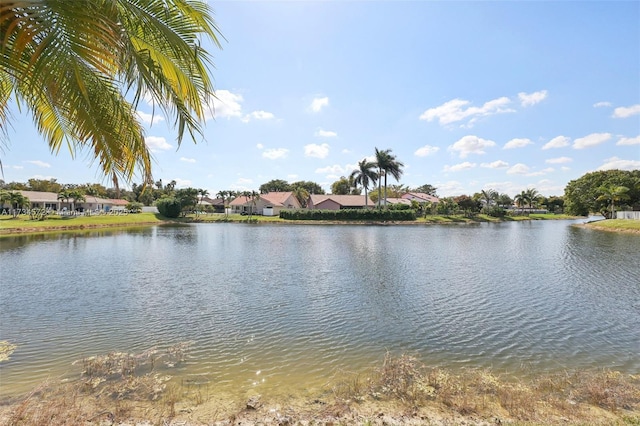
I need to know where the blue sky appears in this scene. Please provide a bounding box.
[2,1,639,197]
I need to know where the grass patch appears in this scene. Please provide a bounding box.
[583,219,640,232]
[0,212,166,235]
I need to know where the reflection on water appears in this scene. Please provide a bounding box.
[1,221,639,397]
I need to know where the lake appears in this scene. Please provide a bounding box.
[1,220,639,399]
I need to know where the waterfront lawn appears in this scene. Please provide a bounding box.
[584,218,640,232]
[0,212,165,233]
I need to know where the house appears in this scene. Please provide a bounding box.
[385,198,413,207]
[1,190,128,213]
[200,197,225,213]
[307,194,374,210]
[229,192,301,216]
[401,192,440,204]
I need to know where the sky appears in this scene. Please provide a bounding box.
[2,1,639,197]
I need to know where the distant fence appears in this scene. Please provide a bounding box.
[616,211,640,220]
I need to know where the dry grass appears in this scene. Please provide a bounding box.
[332,353,640,425]
[1,352,639,425]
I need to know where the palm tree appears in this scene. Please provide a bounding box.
[292,186,310,208]
[524,188,540,211]
[382,152,404,207]
[68,190,86,212]
[350,159,378,207]
[57,189,71,212]
[8,191,29,218]
[374,148,391,208]
[596,185,630,219]
[374,148,404,207]
[1,1,222,185]
[241,190,260,220]
[197,188,209,215]
[480,189,498,208]
[514,191,528,215]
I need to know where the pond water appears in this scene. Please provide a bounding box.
[1,220,639,398]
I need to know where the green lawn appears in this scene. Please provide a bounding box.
[0,212,165,233]
[583,219,640,232]
[3,211,636,236]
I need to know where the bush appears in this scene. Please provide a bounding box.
[126,201,143,213]
[279,208,416,221]
[156,197,181,218]
[482,206,506,218]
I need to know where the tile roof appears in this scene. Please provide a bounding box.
[310,194,373,206]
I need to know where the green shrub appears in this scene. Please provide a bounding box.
[279,208,416,221]
[126,201,143,213]
[156,197,181,218]
[483,206,506,218]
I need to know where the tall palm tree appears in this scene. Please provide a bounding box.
[350,159,378,207]
[1,1,222,185]
[374,148,390,208]
[381,151,404,207]
[596,185,630,219]
[198,188,209,210]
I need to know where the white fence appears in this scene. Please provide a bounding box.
[616,211,640,220]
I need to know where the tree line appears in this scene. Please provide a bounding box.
[2,169,639,219]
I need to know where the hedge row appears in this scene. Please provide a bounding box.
[279,208,417,221]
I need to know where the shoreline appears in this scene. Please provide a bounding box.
[1,354,638,426]
[2,213,623,238]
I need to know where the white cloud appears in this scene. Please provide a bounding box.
[242,110,275,122]
[230,177,253,191]
[518,90,548,107]
[145,136,172,151]
[25,160,51,168]
[315,129,337,138]
[507,163,530,175]
[180,157,196,163]
[448,135,496,158]
[287,174,298,180]
[480,160,509,169]
[315,164,346,175]
[256,143,264,149]
[304,143,330,159]
[206,90,244,120]
[444,162,476,172]
[504,138,533,149]
[419,96,514,126]
[542,136,571,150]
[137,110,165,125]
[10,165,23,170]
[545,156,572,164]
[593,101,612,108]
[561,166,571,171]
[527,167,554,177]
[433,180,464,197]
[414,145,440,157]
[597,157,640,171]
[612,104,640,118]
[262,148,289,160]
[617,135,640,146]
[341,149,352,154]
[572,132,611,149]
[309,97,329,113]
